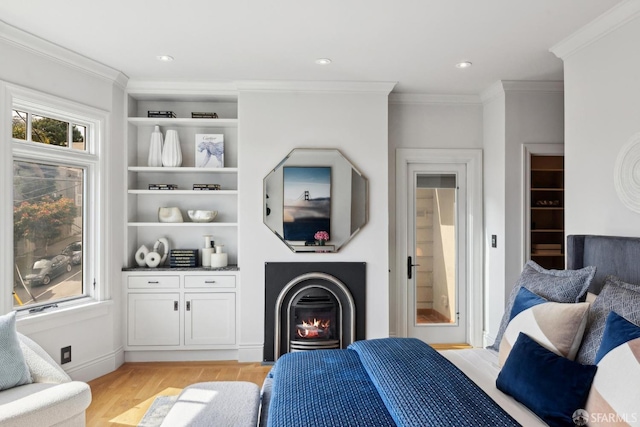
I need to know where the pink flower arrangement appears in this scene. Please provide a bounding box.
[314,231,329,242]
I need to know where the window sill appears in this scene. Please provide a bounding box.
[16,298,113,335]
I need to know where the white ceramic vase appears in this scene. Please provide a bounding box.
[162,129,182,167]
[153,237,170,265]
[134,244,149,267]
[158,207,183,223]
[148,125,164,167]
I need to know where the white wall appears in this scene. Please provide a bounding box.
[388,98,483,336]
[504,86,564,288]
[238,87,391,361]
[557,12,640,237]
[0,26,126,381]
[481,83,564,345]
[482,90,507,345]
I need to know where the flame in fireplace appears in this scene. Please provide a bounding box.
[296,318,331,338]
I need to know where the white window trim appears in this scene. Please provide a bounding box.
[2,83,110,317]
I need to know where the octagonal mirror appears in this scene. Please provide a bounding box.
[264,148,368,252]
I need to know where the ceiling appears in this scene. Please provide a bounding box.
[0,0,623,95]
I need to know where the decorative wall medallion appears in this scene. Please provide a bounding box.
[614,132,640,213]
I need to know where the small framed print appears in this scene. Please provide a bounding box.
[195,134,224,168]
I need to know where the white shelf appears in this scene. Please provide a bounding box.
[128,190,238,195]
[128,166,238,173]
[128,222,238,227]
[128,117,238,127]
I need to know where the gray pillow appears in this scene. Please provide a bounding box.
[488,261,596,351]
[575,275,640,364]
[0,311,32,390]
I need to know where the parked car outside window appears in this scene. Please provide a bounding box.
[62,241,82,265]
[24,254,72,286]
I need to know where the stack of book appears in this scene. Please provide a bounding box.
[191,112,218,118]
[193,184,221,191]
[149,184,178,190]
[169,249,198,267]
[147,111,177,118]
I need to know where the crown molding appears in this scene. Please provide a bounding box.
[389,93,481,105]
[126,80,239,100]
[480,81,507,104]
[501,80,564,93]
[480,80,564,104]
[550,0,640,59]
[234,80,397,95]
[0,20,128,89]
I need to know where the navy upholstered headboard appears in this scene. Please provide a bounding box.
[567,235,640,294]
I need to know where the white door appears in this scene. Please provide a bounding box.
[407,164,467,343]
[396,149,483,346]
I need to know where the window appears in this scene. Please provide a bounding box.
[11,97,99,310]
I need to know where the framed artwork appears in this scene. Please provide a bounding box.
[283,166,331,241]
[195,134,224,168]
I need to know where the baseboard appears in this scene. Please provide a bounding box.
[66,346,124,382]
[124,349,239,363]
[483,331,496,348]
[238,343,263,363]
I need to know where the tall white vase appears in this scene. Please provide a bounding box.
[162,129,182,167]
[147,125,164,167]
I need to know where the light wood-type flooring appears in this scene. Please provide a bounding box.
[86,361,272,426]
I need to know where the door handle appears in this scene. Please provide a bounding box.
[186,301,191,311]
[407,256,420,279]
[173,301,178,311]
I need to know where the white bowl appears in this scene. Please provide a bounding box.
[187,210,218,222]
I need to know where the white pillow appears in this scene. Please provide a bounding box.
[0,311,32,390]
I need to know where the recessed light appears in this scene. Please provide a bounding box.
[455,61,472,69]
[156,55,174,62]
[315,58,332,65]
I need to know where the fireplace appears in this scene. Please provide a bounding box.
[264,262,366,362]
[290,289,340,351]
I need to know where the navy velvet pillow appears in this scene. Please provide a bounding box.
[496,333,597,427]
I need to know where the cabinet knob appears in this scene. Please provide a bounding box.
[186,301,191,311]
[205,280,216,284]
[173,301,178,311]
[148,281,159,284]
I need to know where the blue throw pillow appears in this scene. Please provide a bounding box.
[496,332,597,427]
[498,288,590,367]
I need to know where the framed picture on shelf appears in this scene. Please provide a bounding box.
[283,166,331,242]
[195,134,224,168]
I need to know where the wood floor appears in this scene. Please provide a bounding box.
[86,361,272,426]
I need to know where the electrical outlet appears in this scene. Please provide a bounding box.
[61,346,71,364]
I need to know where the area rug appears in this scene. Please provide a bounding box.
[137,395,178,427]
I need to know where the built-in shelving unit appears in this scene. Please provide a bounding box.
[124,94,240,268]
[123,88,241,358]
[529,155,564,269]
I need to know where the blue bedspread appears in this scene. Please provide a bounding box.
[267,338,520,427]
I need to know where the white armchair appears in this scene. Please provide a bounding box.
[0,333,92,427]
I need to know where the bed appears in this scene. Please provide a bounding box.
[260,235,640,427]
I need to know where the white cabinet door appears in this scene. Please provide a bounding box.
[128,293,180,346]
[184,293,236,346]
